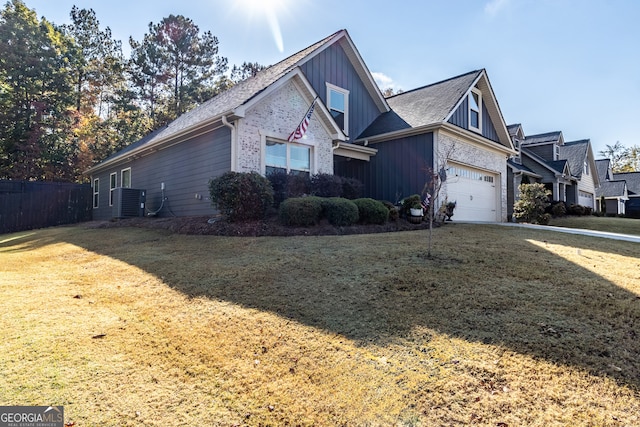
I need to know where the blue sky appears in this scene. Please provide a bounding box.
[25,0,640,157]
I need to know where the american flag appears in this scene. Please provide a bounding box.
[288,98,317,142]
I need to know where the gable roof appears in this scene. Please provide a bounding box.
[88,29,385,173]
[595,158,612,181]
[507,123,524,139]
[522,131,563,146]
[559,139,589,180]
[522,149,571,177]
[359,70,482,139]
[358,69,512,150]
[613,172,640,195]
[507,158,541,177]
[596,180,628,199]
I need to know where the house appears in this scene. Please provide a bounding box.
[338,69,514,222]
[612,171,640,218]
[87,29,514,222]
[594,158,628,215]
[506,125,599,213]
[506,123,541,219]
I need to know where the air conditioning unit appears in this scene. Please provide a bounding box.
[112,188,146,218]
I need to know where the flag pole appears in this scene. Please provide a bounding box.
[289,96,319,142]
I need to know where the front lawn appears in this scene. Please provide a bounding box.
[1,223,639,426]
[549,215,640,236]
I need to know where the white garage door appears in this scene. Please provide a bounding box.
[578,191,594,209]
[444,164,498,222]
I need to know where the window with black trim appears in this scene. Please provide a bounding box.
[265,139,311,177]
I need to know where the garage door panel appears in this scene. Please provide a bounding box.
[445,164,497,222]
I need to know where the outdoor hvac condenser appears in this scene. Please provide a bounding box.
[112,188,146,218]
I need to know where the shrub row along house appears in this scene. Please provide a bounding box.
[86,29,625,222]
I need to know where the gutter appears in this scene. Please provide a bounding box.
[221,115,237,171]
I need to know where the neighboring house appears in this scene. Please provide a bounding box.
[506,123,541,219]
[506,126,599,211]
[87,29,514,222]
[594,159,628,215]
[612,171,640,218]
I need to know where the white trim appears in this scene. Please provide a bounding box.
[261,131,316,175]
[326,82,350,136]
[121,167,132,188]
[92,178,99,209]
[109,172,117,206]
[468,87,482,133]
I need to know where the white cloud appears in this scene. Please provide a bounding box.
[485,0,510,16]
[372,72,399,91]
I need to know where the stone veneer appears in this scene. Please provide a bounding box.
[235,80,333,175]
[438,131,509,222]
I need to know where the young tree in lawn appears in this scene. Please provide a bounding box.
[421,142,457,258]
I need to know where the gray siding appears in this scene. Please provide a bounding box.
[521,156,556,183]
[448,97,499,142]
[299,43,380,141]
[335,133,434,203]
[526,144,554,161]
[91,126,231,220]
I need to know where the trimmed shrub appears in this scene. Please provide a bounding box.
[341,177,363,200]
[321,197,359,226]
[551,201,567,217]
[267,171,311,207]
[209,172,274,222]
[279,196,323,226]
[567,204,586,216]
[353,198,389,224]
[311,173,343,197]
[382,200,399,221]
[538,213,552,225]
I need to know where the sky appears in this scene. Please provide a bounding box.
[23,0,640,157]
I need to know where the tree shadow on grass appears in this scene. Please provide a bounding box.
[12,223,640,392]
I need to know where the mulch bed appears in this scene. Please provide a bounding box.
[85,214,437,237]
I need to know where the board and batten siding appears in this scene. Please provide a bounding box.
[91,126,231,220]
[299,43,380,141]
[447,96,500,143]
[335,133,434,203]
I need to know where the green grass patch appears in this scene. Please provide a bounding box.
[1,224,639,425]
[549,215,640,236]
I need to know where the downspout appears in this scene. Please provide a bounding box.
[221,115,237,172]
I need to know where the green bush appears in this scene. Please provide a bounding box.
[341,177,363,200]
[381,200,399,221]
[551,201,566,217]
[567,204,586,216]
[267,171,311,207]
[278,197,323,226]
[311,173,343,197]
[513,183,551,224]
[209,172,274,222]
[400,194,422,218]
[321,197,359,226]
[353,198,389,224]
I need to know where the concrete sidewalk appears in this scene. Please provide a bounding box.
[495,222,640,243]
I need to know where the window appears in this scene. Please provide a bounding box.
[121,168,131,188]
[109,173,117,206]
[327,83,349,135]
[554,144,560,160]
[584,161,589,175]
[265,139,311,176]
[93,178,99,209]
[468,88,481,132]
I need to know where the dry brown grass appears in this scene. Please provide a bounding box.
[1,223,639,426]
[549,215,640,236]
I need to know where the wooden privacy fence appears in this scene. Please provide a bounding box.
[0,180,92,234]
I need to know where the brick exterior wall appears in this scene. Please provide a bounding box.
[235,80,334,174]
[438,131,509,222]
